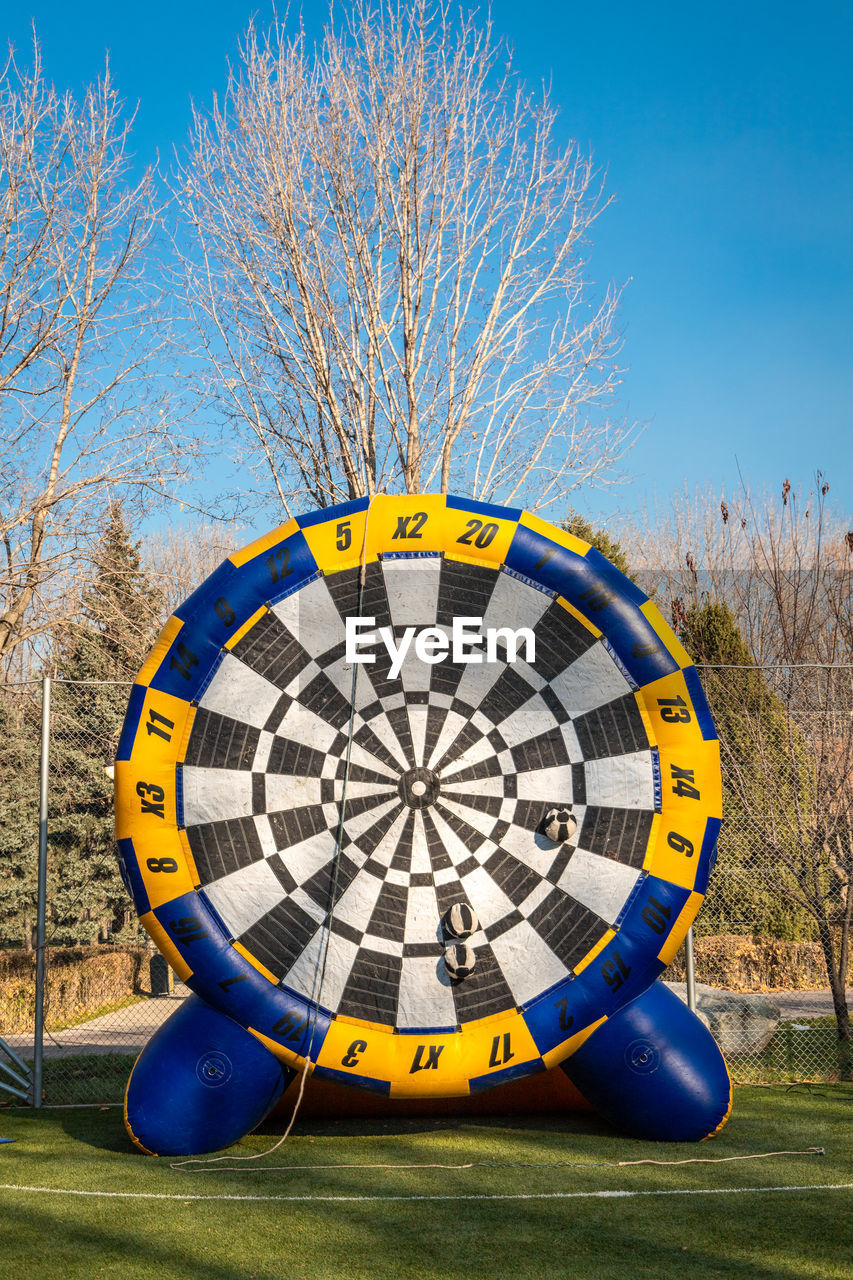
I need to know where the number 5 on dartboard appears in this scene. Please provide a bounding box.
[336,520,352,551]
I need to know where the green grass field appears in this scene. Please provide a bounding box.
[1,1085,851,1280]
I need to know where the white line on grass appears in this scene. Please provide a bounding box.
[1,1183,851,1204]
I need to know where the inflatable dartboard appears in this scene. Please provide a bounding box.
[115,495,730,1155]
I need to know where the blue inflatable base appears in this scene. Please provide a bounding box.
[125,995,292,1156]
[125,982,730,1154]
[561,981,731,1141]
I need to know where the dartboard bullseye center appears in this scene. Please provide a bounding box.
[398,766,441,809]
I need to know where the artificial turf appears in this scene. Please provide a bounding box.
[1,1085,851,1280]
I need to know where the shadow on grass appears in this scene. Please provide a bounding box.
[63,1101,619,1158]
[257,1105,619,1142]
[59,1107,134,1154]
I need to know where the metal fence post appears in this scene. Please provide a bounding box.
[32,675,51,1108]
[685,926,697,1013]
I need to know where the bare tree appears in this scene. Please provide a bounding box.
[0,37,191,673]
[640,479,853,1062]
[144,519,242,616]
[179,0,636,514]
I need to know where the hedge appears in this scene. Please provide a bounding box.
[667,933,851,993]
[1,934,849,1034]
[0,945,149,1034]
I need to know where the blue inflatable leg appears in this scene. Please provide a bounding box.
[125,995,292,1156]
[561,981,732,1141]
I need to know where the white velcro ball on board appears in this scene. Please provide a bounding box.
[444,943,476,981]
[445,901,478,940]
[544,807,578,844]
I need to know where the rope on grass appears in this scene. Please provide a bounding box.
[617,1148,825,1167]
[2,1182,852,1204]
[176,1159,614,1173]
[170,1149,827,1175]
[170,510,374,1174]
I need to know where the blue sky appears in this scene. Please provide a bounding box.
[5,0,851,523]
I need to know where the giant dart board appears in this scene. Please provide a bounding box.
[115,495,721,1098]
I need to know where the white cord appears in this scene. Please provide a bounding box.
[172,503,374,1171]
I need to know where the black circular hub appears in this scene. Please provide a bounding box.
[398,766,441,809]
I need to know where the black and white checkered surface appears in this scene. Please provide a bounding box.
[181,556,659,1030]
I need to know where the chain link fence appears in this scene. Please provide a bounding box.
[1,668,850,1107]
[0,678,187,1105]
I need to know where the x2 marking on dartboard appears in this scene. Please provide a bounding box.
[389,509,507,546]
[392,512,428,540]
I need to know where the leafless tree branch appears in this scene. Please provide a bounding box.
[0,35,195,673]
[177,0,638,513]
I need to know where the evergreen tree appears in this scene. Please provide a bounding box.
[0,688,40,948]
[47,504,164,945]
[563,511,636,582]
[676,599,811,940]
